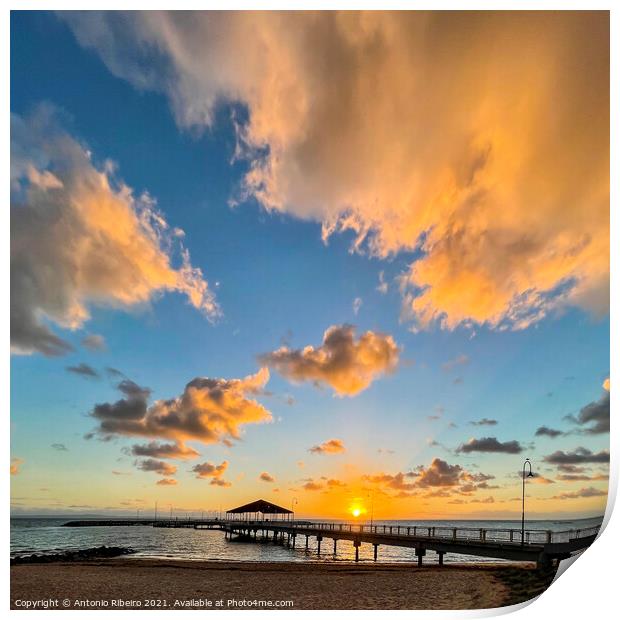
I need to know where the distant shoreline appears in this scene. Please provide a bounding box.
[11,558,556,610]
[10,514,606,522]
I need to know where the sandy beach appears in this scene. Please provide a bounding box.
[10,559,556,610]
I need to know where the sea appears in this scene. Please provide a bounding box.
[10,516,603,565]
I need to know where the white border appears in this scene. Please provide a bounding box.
[3,2,616,619]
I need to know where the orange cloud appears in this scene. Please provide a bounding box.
[65,12,609,331]
[11,107,220,356]
[89,368,271,445]
[259,471,275,482]
[325,478,346,488]
[309,438,346,455]
[364,458,497,498]
[415,459,463,488]
[363,471,418,492]
[10,457,23,476]
[191,461,230,487]
[259,325,399,396]
[302,480,324,492]
[156,478,177,486]
[530,474,556,485]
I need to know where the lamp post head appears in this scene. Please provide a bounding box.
[522,458,534,480]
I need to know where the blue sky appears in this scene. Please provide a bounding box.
[10,11,609,519]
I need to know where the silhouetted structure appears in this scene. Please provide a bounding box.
[226,499,293,521]
[63,504,601,570]
[217,519,599,569]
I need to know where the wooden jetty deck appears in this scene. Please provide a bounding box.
[62,517,600,569]
[218,520,599,569]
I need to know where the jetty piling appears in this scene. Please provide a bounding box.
[62,498,601,570]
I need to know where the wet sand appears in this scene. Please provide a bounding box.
[10,559,555,610]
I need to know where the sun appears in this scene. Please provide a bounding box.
[348,499,367,519]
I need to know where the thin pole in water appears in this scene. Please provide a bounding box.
[521,458,533,545]
[291,497,298,523]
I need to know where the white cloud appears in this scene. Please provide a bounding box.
[377,271,388,295]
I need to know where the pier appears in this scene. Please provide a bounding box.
[62,499,600,569]
[219,519,599,569]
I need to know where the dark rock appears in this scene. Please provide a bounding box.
[11,545,136,565]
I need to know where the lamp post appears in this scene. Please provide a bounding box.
[521,458,534,545]
[291,497,298,523]
[367,490,375,528]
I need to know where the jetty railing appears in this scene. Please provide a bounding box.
[144,516,601,548]
[223,520,601,546]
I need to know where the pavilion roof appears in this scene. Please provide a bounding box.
[226,499,292,514]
